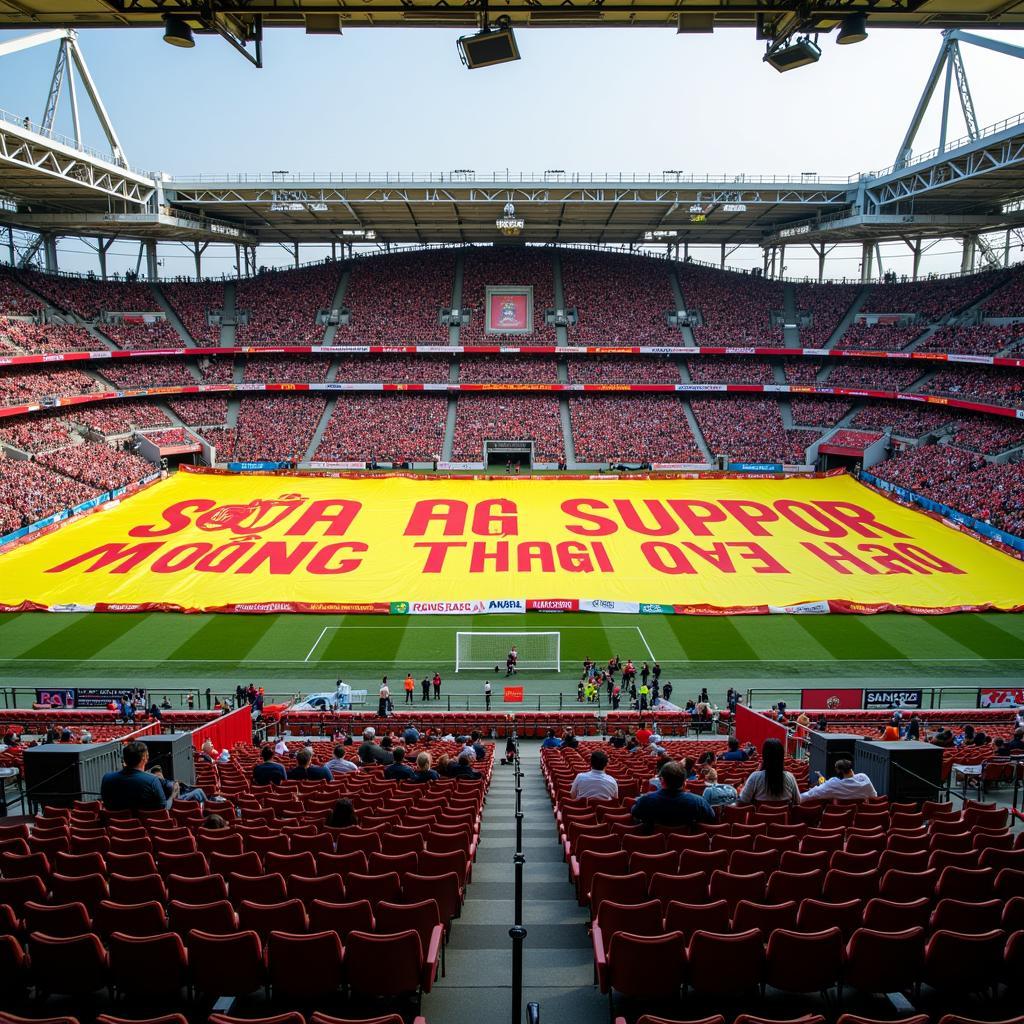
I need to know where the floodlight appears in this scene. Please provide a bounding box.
[676,13,714,33]
[837,12,868,44]
[163,15,196,48]
[764,36,822,71]
[305,14,343,34]
[457,20,521,69]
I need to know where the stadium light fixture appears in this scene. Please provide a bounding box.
[836,13,868,44]
[764,35,822,72]
[162,15,196,48]
[457,15,521,69]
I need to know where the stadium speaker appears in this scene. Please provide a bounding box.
[305,14,344,34]
[163,15,196,48]
[457,25,521,69]
[676,13,714,32]
[23,742,124,809]
[143,734,196,787]
[764,36,822,72]
[808,732,860,781]
[836,13,868,44]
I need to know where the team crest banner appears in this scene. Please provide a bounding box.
[1,470,1023,614]
[485,286,532,335]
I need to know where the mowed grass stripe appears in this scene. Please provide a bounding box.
[919,614,1024,661]
[789,616,905,662]
[731,616,836,662]
[666,617,760,662]
[166,614,279,662]
[17,613,154,662]
[0,612,82,659]
[92,614,209,662]
[862,614,986,661]
[321,613,412,664]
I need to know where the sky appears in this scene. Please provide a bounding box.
[1,22,1022,278]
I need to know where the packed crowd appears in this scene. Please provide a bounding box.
[685,357,775,384]
[566,355,682,384]
[166,395,229,426]
[0,367,104,405]
[99,319,184,351]
[927,366,1024,406]
[569,395,703,463]
[0,318,95,355]
[917,324,1024,355]
[341,250,453,344]
[459,355,559,384]
[794,283,861,346]
[783,358,824,384]
[0,454,99,535]
[0,413,75,454]
[983,268,1024,317]
[460,248,557,344]
[947,415,1024,455]
[74,399,172,436]
[863,269,1011,320]
[680,264,785,346]
[313,394,447,463]
[139,428,198,448]
[333,355,451,383]
[160,280,225,344]
[236,264,340,346]
[690,396,809,463]
[872,443,1024,536]
[198,355,235,383]
[203,395,326,462]
[0,267,41,316]
[241,354,332,383]
[452,394,564,463]
[852,401,957,438]
[96,358,199,391]
[19,271,156,320]
[789,396,853,426]
[824,361,923,391]
[36,441,154,491]
[822,428,883,450]
[837,322,925,352]
[562,250,681,346]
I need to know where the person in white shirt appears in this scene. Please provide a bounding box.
[273,737,289,757]
[801,759,878,802]
[569,750,619,801]
[323,743,358,775]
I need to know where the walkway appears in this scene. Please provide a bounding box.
[424,740,605,1024]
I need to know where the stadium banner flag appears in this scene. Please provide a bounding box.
[527,599,579,612]
[978,687,1024,708]
[504,686,524,703]
[864,689,923,710]
[801,687,863,710]
[35,688,76,708]
[2,471,1024,614]
[227,461,291,472]
[768,601,830,614]
[639,603,675,614]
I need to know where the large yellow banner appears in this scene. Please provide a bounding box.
[1,470,1022,614]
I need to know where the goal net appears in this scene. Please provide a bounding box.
[455,632,560,672]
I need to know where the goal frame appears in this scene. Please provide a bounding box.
[455,631,561,672]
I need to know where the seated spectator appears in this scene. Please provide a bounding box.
[383,746,416,781]
[357,727,393,766]
[569,750,619,800]
[402,724,420,744]
[719,736,747,761]
[631,761,716,830]
[327,798,359,829]
[608,729,627,749]
[540,729,562,749]
[447,753,482,780]
[738,738,800,805]
[801,759,877,801]
[701,767,738,807]
[253,745,287,786]
[409,751,440,783]
[100,741,168,811]
[287,746,332,781]
[561,729,579,749]
[323,743,358,775]
[151,764,208,804]
[204,814,230,830]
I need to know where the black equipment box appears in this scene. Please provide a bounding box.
[808,732,863,781]
[142,733,196,787]
[23,742,123,808]
[854,739,943,800]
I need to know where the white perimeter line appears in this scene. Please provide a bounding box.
[635,626,656,662]
[303,625,339,663]
[0,657,1020,665]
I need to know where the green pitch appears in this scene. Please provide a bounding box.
[0,610,1022,710]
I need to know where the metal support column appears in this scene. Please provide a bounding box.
[145,239,158,281]
[1005,230,1012,268]
[43,233,57,273]
[912,240,922,281]
[330,241,336,262]
[234,244,241,280]
[779,244,786,278]
[97,236,113,280]
[293,243,300,269]
[860,241,873,283]
[192,242,208,280]
[961,235,976,274]
[719,242,726,270]
[6,227,13,267]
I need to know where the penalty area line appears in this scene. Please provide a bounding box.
[635,626,656,662]
[303,625,339,663]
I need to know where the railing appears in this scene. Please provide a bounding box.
[0,105,141,173]
[509,727,527,1024]
[743,685,1016,710]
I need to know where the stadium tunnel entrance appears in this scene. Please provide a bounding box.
[485,439,534,471]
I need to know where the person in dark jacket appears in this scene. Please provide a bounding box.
[409,751,439,783]
[286,747,332,781]
[447,754,482,780]
[383,747,416,780]
[630,761,716,831]
[253,745,287,786]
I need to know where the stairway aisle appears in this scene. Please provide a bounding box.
[424,741,604,1024]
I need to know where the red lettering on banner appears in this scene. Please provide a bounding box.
[813,501,911,539]
[306,542,367,574]
[151,543,214,573]
[613,498,678,536]
[472,499,518,537]
[802,541,880,575]
[518,542,555,573]
[895,542,966,575]
[404,500,468,537]
[856,543,917,574]
[561,499,617,536]
[414,541,467,573]
[194,540,257,573]
[285,499,361,537]
[556,542,596,573]
[681,542,736,572]
[235,541,316,575]
[641,541,697,575]
[591,541,614,572]
[504,686,524,703]
[129,499,216,537]
[470,541,510,573]
[46,541,164,574]
[775,500,846,537]
[719,500,779,537]
[667,499,727,537]
[732,542,789,574]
